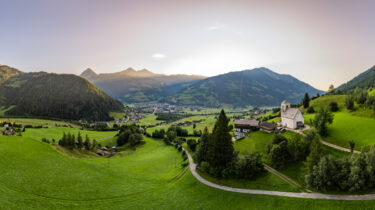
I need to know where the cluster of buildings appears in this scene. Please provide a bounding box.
[134,102,183,114]
[234,100,304,139]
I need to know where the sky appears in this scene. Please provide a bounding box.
[0,0,374,90]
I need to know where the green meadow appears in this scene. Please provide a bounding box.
[2,129,375,209]
[0,117,78,127]
[23,127,118,142]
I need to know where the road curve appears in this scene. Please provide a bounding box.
[183,149,375,200]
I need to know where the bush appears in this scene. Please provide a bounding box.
[187,139,197,151]
[307,106,315,113]
[345,95,355,110]
[200,161,210,173]
[329,102,339,112]
[234,154,264,179]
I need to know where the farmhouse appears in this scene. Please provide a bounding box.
[234,118,259,138]
[280,100,304,129]
[260,122,276,133]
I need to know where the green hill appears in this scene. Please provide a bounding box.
[337,65,375,92]
[81,68,206,103]
[0,65,23,84]
[0,71,123,121]
[165,67,324,107]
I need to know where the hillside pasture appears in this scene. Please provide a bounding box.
[2,129,375,208]
[0,117,78,128]
[23,127,118,142]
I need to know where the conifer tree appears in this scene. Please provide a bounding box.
[77,132,83,149]
[84,134,91,150]
[306,135,322,173]
[207,109,235,173]
[92,139,97,150]
[195,127,210,164]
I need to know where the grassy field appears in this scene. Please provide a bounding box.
[0,117,78,127]
[146,115,227,135]
[109,111,125,121]
[22,127,118,142]
[304,112,375,149]
[234,131,299,158]
[139,114,163,126]
[3,131,375,209]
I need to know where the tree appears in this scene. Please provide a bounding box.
[345,95,354,110]
[92,139,98,150]
[348,140,355,153]
[195,127,210,164]
[302,93,310,108]
[305,135,322,173]
[84,134,91,150]
[269,141,290,168]
[313,107,334,137]
[328,84,335,93]
[307,106,315,113]
[206,109,235,174]
[329,102,339,112]
[272,134,287,145]
[354,88,367,105]
[166,130,177,143]
[77,132,83,149]
[187,139,197,151]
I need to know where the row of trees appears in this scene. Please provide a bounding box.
[345,87,375,113]
[306,147,375,192]
[151,126,202,139]
[58,132,98,150]
[194,110,264,178]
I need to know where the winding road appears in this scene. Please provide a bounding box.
[182,131,374,200]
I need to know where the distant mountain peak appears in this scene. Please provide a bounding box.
[80,68,97,78]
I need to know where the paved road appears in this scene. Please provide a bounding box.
[183,148,375,200]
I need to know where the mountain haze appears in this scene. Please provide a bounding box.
[80,68,206,103]
[165,68,324,107]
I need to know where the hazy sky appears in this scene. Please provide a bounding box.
[1,0,374,90]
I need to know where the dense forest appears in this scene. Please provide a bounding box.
[0,71,123,121]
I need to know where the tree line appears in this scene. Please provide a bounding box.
[58,132,98,151]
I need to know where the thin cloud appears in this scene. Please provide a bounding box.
[152,53,167,60]
[206,21,226,31]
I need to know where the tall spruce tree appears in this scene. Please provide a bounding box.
[207,109,235,173]
[195,127,210,164]
[77,132,83,149]
[84,134,91,150]
[302,92,310,108]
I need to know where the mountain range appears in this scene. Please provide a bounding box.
[80,68,206,103]
[0,65,123,121]
[164,68,324,107]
